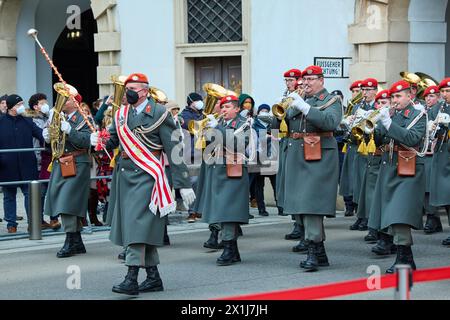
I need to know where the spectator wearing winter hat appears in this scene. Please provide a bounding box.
[0,94,44,233]
[180,93,204,222]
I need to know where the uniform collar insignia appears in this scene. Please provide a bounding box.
[403,107,411,118]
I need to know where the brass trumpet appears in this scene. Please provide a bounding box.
[272,87,306,120]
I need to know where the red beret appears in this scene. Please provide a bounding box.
[423,86,440,97]
[220,95,239,106]
[74,94,82,104]
[361,78,378,89]
[125,73,149,86]
[349,80,363,91]
[375,90,390,102]
[302,65,323,77]
[439,78,450,90]
[284,69,302,78]
[389,80,411,95]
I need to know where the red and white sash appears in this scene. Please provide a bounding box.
[115,105,175,217]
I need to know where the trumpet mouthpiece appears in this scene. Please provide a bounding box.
[27,28,38,37]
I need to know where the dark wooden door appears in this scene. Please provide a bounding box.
[194,56,242,97]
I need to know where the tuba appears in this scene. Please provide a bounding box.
[49,83,78,161]
[203,83,231,114]
[415,72,438,99]
[149,87,169,105]
[111,75,127,116]
[188,83,232,149]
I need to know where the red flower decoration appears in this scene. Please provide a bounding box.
[95,129,111,152]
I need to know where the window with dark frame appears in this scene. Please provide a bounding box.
[187,0,242,43]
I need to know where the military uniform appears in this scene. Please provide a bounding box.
[44,108,91,258]
[274,65,342,271]
[370,80,426,273]
[106,98,191,260]
[195,99,250,265]
[104,73,193,296]
[422,101,442,233]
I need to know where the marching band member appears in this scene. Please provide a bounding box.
[274,65,342,271]
[430,78,450,246]
[370,80,426,273]
[349,78,378,231]
[194,95,251,266]
[91,73,195,295]
[422,86,443,234]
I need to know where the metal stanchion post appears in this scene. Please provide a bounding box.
[395,264,412,300]
[29,181,42,240]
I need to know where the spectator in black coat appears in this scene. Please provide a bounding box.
[0,94,44,233]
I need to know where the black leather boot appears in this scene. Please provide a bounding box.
[216,240,236,266]
[285,223,304,240]
[138,266,164,292]
[364,228,379,243]
[292,239,308,253]
[424,214,443,234]
[349,218,363,231]
[232,240,241,263]
[278,207,288,216]
[204,229,220,249]
[386,245,416,274]
[372,233,396,255]
[57,232,84,258]
[344,207,355,217]
[442,236,450,246]
[301,241,319,272]
[300,242,329,268]
[358,218,369,231]
[112,266,139,295]
[72,232,86,254]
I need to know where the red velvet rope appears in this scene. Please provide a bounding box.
[219,266,450,300]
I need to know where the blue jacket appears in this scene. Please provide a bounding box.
[180,106,203,160]
[0,114,44,183]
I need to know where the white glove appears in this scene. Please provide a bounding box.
[206,114,219,128]
[180,188,196,209]
[90,132,99,147]
[288,92,311,115]
[42,128,50,143]
[240,109,250,118]
[379,107,392,130]
[60,120,72,134]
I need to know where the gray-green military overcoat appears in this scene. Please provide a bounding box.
[194,115,250,225]
[358,154,381,220]
[106,99,191,247]
[369,105,426,231]
[274,89,342,216]
[352,102,375,205]
[429,103,450,208]
[44,111,91,218]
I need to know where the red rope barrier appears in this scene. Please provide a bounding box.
[219,266,450,300]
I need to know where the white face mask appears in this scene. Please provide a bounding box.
[193,101,204,110]
[259,111,270,116]
[40,103,50,115]
[16,105,26,115]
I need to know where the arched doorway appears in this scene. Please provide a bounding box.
[52,9,99,106]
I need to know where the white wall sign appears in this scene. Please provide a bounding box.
[314,57,351,78]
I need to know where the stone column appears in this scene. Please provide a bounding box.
[348,0,410,85]
[0,0,22,94]
[91,0,121,98]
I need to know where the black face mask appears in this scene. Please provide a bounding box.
[126,90,139,105]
